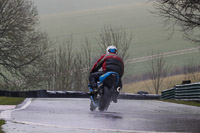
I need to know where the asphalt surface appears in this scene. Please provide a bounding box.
[2,98,200,133]
[0,105,16,111]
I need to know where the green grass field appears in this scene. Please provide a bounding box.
[0,97,25,105]
[0,97,25,133]
[125,51,200,76]
[35,0,200,76]
[38,0,192,51]
[0,120,5,133]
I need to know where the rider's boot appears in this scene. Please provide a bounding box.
[92,88,98,95]
[89,86,98,96]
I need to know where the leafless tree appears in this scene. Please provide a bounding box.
[44,35,90,91]
[13,34,51,90]
[43,25,133,92]
[183,57,200,82]
[0,0,50,90]
[96,25,133,60]
[145,51,169,94]
[45,36,74,91]
[81,38,93,90]
[152,0,200,43]
[95,25,134,84]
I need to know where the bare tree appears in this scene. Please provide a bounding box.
[44,35,89,91]
[96,25,133,60]
[153,0,200,43]
[145,51,168,94]
[43,25,133,92]
[81,38,93,91]
[45,36,74,91]
[183,57,200,82]
[14,34,51,90]
[72,54,84,91]
[0,0,50,90]
[96,25,134,84]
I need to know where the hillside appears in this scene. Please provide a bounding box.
[34,0,200,76]
[123,73,200,94]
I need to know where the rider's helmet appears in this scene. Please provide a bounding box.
[106,46,117,54]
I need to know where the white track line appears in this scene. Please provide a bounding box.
[11,120,181,133]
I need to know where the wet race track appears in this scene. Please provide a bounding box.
[2,98,200,133]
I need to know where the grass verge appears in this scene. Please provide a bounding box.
[0,120,5,133]
[0,97,25,133]
[161,100,200,107]
[0,97,25,105]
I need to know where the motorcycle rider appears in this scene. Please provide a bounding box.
[89,45,124,103]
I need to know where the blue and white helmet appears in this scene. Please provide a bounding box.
[106,45,117,54]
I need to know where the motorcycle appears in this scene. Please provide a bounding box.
[89,71,121,112]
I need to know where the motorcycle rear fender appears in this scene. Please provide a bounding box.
[99,72,119,85]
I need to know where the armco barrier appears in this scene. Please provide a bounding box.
[0,90,48,98]
[47,91,88,98]
[0,90,160,99]
[161,82,200,100]
[161,88,175,100]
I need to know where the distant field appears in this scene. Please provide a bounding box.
[125,50,200,76]
[35,0,200,76]
[123,73,193,94]
[37,0,193,54]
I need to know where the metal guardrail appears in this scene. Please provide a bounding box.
[161,82,200,100]
[0,90,160,100]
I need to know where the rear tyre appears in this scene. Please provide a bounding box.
[98,86,111,112]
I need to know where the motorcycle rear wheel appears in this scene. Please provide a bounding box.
[98,86,111,112]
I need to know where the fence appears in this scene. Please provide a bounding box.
[0,90,160,100]
[161,82,200,100]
